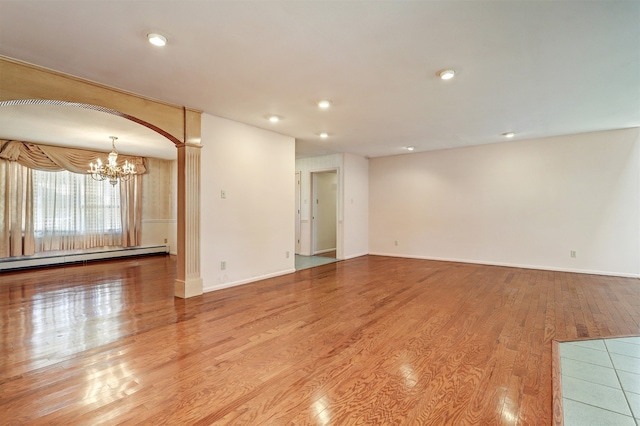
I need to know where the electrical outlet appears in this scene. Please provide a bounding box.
[570,250,576,258]
[395,240,399,246]
[164,238,168,243]
[221,190,226,199]
[221,261,226,270]
[286,251,290,258]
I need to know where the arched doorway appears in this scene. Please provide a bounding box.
[0,57,203,298]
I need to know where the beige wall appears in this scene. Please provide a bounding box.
[142,157,177,253]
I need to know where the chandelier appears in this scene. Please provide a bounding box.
[88,136,136,185]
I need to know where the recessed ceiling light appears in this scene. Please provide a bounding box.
[406,146,415,151]
[317,100,331,109]
[147,33,167,47]
[320,132,329,138]
[437,69,456,80]
[503,132,515,138]
[269,115,280,123]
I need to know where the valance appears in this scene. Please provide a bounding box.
[0,140,147,175]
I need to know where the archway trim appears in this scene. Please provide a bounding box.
[0,56,192,145]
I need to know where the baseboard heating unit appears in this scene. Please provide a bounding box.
[0,245,169,272]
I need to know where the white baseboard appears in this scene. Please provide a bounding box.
[342,252,368,260]
[203,268,297,293]
[368,252,640,279]
[313,248,337,255]
[0,245,168,271]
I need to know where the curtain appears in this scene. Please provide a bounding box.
[0,140,147,174]
[120,175,143,247]
[0,159,35,257]
[32,170,122,252]
[0,140,147,257]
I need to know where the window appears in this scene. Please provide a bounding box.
[32,169,122,250]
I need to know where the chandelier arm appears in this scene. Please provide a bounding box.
[89,173,107,182]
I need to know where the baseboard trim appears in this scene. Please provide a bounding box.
[313,248,336,255]
[0,245,169,271]
[203,268,297,293]
[368,252,640,278]
[342,252,368,260]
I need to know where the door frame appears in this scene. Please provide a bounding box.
[295,172,301,255]
[310,169,339,256]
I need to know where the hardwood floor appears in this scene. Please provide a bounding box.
[315,251,337,258]
[1,255,639,425]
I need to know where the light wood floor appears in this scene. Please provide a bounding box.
[1,255,639,425]
[315,251,337,258]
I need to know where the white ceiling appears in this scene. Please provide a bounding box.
[0,1,638,159]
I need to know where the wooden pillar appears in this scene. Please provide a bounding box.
[175,108,203,298]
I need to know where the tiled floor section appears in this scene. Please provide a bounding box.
[294,254,338,271]
[560,337,640,426]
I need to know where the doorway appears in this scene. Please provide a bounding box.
[294,169,339,271]
[311,170,337,256]
[295,172,301,254]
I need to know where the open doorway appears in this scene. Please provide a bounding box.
[312,170,337,257]
[295,169,339,271]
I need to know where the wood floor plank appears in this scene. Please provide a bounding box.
[1,255,640,424]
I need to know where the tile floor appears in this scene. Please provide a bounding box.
[294,254,338,271]
[560,337,640,426]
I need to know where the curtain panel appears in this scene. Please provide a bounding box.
[0,140,147,174]
[0,160,35,257]
[120,175,143,247]
[32,170,124,252]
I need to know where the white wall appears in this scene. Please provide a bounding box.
[201,114,295,292]
[369,128,640,277]
[343,153,369,259]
